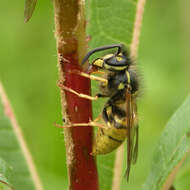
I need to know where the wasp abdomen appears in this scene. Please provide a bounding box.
[92,102,127,155]
[92,127,127,155]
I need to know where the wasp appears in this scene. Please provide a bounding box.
[60,44,139,180]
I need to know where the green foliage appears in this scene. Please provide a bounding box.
[0,0,67,189]
[87,0,137,47]
[0,0,189,189]
[0,99,36,190]
[0,158,13,190]
[24,0,38,23]
[142,95,190,190]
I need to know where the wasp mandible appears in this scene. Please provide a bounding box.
[60,44,139,180]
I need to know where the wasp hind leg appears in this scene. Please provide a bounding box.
[56,120,107,129]
[55,113,104,129]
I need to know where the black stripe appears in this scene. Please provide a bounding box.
[108,136,123,143]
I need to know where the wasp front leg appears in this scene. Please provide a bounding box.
[67,69,109,99]
[69,70,107,84]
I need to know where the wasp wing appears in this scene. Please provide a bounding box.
[24,0,37,23]
[125,90,139,181]
[132,100,139,164]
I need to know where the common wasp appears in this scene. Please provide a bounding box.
[60,44,139,180]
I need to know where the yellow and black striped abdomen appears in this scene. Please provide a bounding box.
[92,89,128,155]
[92,125,127,155]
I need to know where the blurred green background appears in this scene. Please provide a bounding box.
[0,0,189,189]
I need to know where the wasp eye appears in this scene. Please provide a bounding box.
[105,57,118,65]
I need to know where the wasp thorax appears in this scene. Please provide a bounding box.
[128,69,139,94]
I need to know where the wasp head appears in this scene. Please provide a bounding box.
[82,44,131,72]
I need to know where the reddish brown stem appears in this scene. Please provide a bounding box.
[63,55,98,190]
[53,0,99,190]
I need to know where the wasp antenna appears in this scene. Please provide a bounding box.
[116,43,126,54]
[81,44,125,65]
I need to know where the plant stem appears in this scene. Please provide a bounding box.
[53,0,99,189]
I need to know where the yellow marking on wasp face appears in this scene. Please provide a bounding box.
[106,106,112,116]
[118,83,125,90]
[126,71,131,84]
[93,59,104,67]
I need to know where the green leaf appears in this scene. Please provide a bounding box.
[86,0,139,189]
[87,0,137,49]
[0,85,38,190]
[142,95,190,190]
[24,0,37,23]
[0,158,13,190]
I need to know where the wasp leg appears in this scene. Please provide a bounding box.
[55,121,107,129]
[69,70,108,84]
[58,83,98,101]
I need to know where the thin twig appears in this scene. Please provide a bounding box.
[162,151,190,190]
[131,0,146,58]
[112,145,125,190]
